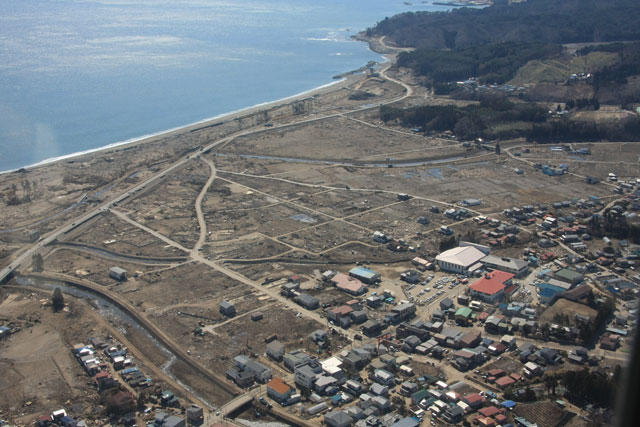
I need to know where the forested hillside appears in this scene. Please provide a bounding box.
[367,0,640,49]
[396,42,562,85]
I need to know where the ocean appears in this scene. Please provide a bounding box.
[0,0,453,172]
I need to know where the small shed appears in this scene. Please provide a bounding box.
[219,301,236,317]
[109,267,128,281]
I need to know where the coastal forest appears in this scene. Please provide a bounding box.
[366,0,640,50]
[369,0,640,144]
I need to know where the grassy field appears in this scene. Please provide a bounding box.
[510,52,618,85]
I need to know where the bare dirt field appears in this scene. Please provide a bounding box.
[64,212,183,258]
[539,299,598,325]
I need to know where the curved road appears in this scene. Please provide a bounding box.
[194,157,217,252]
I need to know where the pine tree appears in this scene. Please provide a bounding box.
[52,287,64,312]
[32,253,44,272]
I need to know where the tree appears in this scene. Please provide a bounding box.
[391,396,408,416]
[540,323,550,339]
[137,390,148,412]
[524,386,536,402]
[544,374,558,396]
[52,287,64,312]
[439,236,457,252]
[32,253,44,272]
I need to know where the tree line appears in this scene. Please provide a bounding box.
[380,96,547,141]
[396,41,561,85]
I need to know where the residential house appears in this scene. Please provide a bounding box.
[324,411,353,427]
[284,350,314,371]
[267,377,295,404]
[109,267,128,281]
[295,362,322,389]
[294,293,319,310]
[371,369,395,386]
[219,301,236,317]
[361,320,384,337]
[266,340,285,361]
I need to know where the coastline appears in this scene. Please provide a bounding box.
[1,62,376,176]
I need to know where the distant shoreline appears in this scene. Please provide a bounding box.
[1,75,367,175]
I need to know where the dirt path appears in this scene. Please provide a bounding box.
[193,157,217,252]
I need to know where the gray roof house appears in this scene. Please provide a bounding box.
[219,301,236,317]
[294,293,319,310]
[266,340,285,361]
[163,416,186,427]
[325,411,353,427]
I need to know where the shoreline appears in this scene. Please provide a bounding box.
[1,59,382,176]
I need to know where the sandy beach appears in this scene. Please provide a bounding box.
[4,69,372,176]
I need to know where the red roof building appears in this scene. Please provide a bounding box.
[495,376,516,388]
[267,377,293,403]
[487,369,505,377]
[475,417,497,426]
[469,270,514,303]
[327,305,353,321]
[488,342,507,355]
[479,406,501,418]
[495,414,507,424]
[463,393,486,408]
[477,312,490,322]
[332,273,366,295]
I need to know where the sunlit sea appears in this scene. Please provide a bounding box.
[0,0,453,171]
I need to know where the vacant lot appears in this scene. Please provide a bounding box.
[539,298,598,325]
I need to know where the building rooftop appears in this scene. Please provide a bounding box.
[555,268,584,283]
[349,267,378,279]
[333,273,366,293]
[329,305,354,316]
[436,246,487,268]
[267,377,291,395]
[456,307,473,318]
[481,254,528,271]
[470,270,514,295]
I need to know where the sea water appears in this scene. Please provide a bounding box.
[0,0,452,172]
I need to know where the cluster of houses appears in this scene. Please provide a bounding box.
[248,177,640,425]
[38,337,151,426]
[72,338,153,393]
[37,338,193,427]
[248,295,596,427]
[263,343,425,425]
